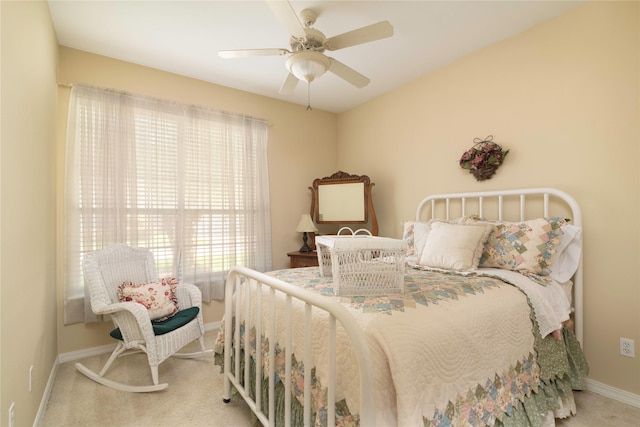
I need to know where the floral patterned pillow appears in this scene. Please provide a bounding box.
[464,216,566,274]
[402,221,417,257]
[117,277,179,321]
[403,221,430,259]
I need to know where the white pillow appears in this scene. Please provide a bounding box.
[419,222,492,271]
[548,224,582,282]
[413,221,431,263]
[410,218,466,263]
[402,220,439,264]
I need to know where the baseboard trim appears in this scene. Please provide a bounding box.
[205,320,221,332]
[33,359,59,427]
[57,321,220,363]
[57,342,118,364]
[586,378,640,409]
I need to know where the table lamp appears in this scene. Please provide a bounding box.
[296,213,318,253]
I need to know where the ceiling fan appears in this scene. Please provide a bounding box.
[218,0,393,100]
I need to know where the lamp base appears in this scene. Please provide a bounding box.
[299,232,312,253]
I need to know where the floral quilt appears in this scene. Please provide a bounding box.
[215,266,582,426]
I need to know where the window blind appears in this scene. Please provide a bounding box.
[64,85,272,324]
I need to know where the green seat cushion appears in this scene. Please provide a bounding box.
[110,306,200,340]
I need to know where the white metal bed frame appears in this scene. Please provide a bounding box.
[223,266,376,427]
[415,187,583,344]
[222,187,583,426]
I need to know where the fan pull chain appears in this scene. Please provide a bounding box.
[306,82,312,111]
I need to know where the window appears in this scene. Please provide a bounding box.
[64,86,271,324]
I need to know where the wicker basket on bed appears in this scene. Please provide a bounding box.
[316,228,407,296]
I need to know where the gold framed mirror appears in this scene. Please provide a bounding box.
[309,171,378,235]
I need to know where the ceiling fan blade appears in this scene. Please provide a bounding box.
[266,0,306,39]
[326,21,394,51]
[218,48,289,59]
[279,72,299,94]
[328,58,370,88]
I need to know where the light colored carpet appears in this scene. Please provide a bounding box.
[42,330,640,426]
[42,330,260,427]
[555,389,640,427]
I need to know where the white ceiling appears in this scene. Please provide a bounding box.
[48,1,583,113]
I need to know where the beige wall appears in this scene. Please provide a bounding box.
[1,1,59,425]
[338,1,640,395]
[2,3,639,426]
[55,47,339,354]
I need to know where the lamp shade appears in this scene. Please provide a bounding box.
[286,51,331,83]
[296,213,318,233]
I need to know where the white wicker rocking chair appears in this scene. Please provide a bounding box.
[75,244,212,392]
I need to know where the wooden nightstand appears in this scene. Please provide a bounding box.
[287,251,319,268]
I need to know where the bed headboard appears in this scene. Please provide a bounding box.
[415,187,583,345]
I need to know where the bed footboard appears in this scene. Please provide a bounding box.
[222,266,375,426]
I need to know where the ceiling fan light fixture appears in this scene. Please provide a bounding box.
[286,51,331,83]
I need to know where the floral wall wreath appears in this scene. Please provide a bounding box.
[459,135,509,181]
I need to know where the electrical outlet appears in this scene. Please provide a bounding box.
[9,402,15,427]
[620,338,635,357]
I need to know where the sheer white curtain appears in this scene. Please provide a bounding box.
[64,85,271,324]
